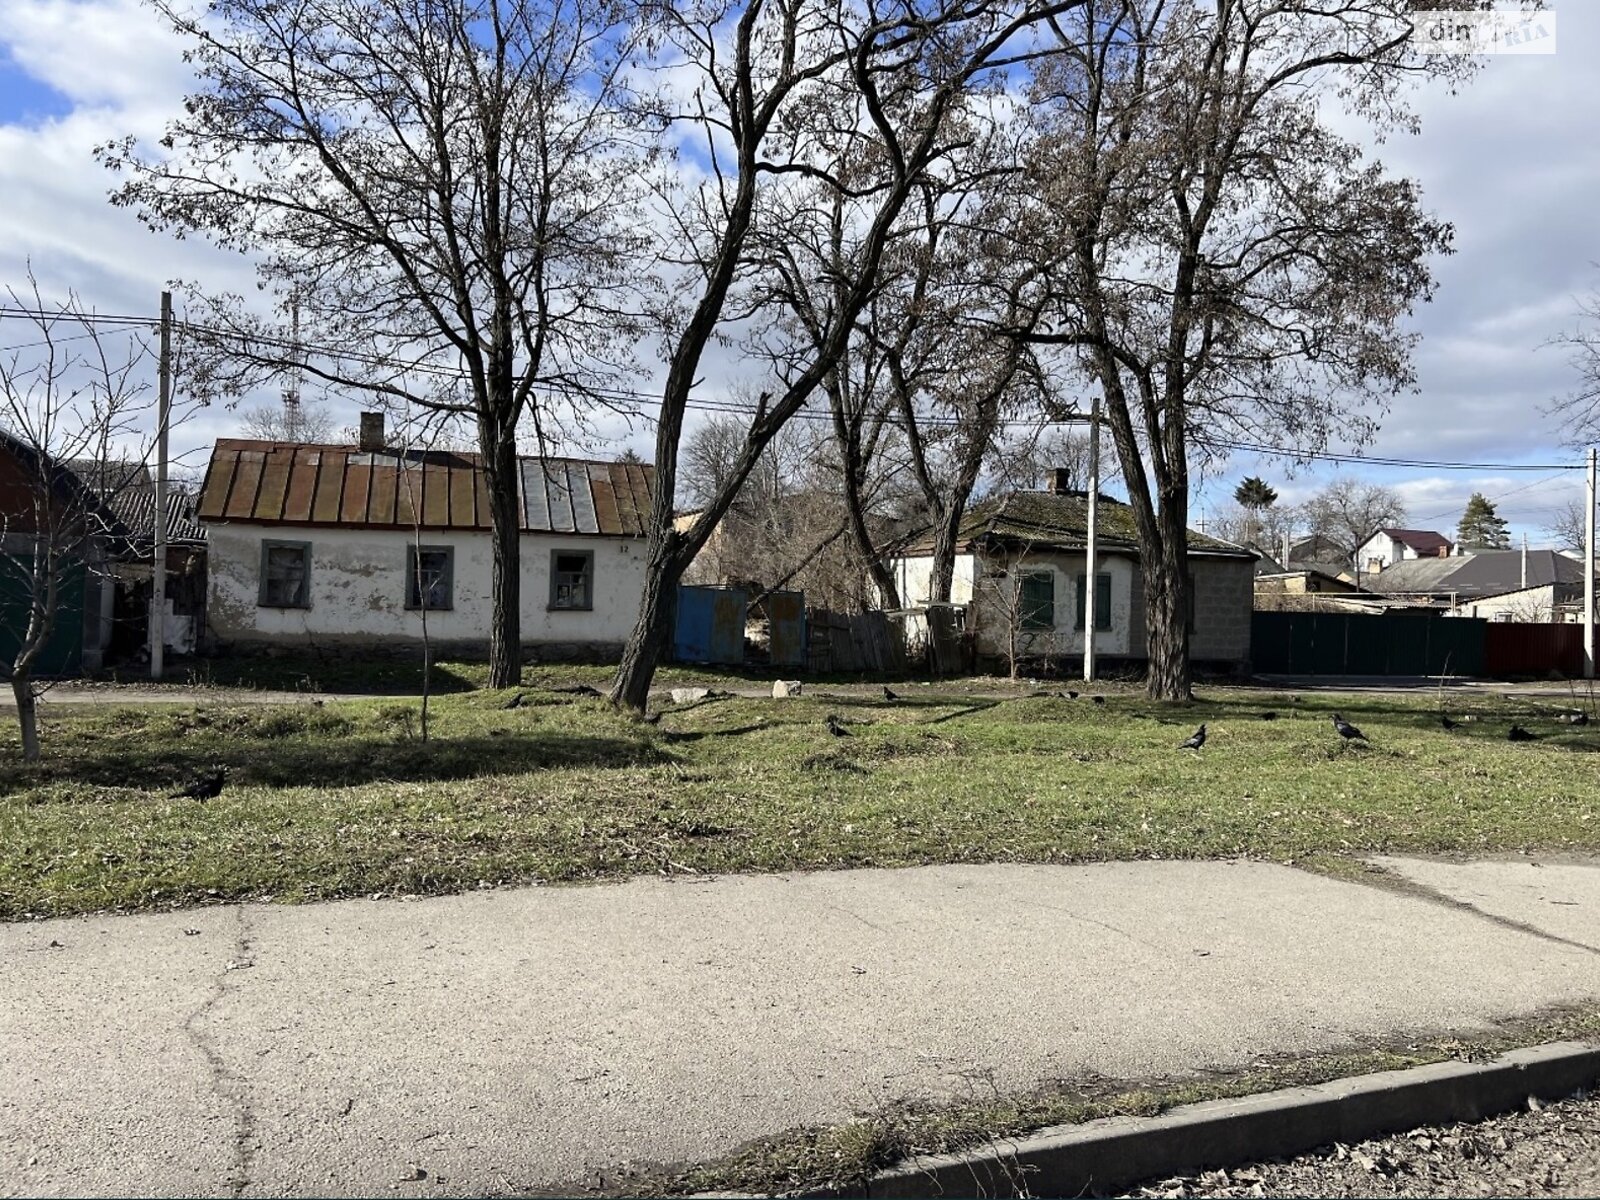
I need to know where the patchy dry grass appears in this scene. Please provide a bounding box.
[2,684,1599,919]
[593,1005,1600,1198]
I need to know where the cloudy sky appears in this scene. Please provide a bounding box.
[0,1,1594,544]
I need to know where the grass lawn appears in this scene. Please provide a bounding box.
[2,683,1599,919]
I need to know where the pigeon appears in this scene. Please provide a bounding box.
[1440,714,1460,732]
[825,714,852,738]
[1092,695,1106,706]
[883,686,900,702]
[1259,711,1278,722]
[1508,724,1539,742]
[1178,724,1207,751]
[170,766,228,801]
[1331,713,1367,742]
[1558,711,1590,727]
[501,691,525,710]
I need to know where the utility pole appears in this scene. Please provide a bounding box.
[1586,447,1596,680]
[151,291,171,680]
[1083,393,1100,682]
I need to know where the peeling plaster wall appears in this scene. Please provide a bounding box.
[204,524,647,652]
[965,549,1138,660]
[890,554,977,608]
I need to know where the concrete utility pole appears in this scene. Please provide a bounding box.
[1586,447,1596,680]
[1083,393,1101,682]
[151,291,171,680]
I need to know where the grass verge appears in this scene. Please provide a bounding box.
[3,685,1599,919]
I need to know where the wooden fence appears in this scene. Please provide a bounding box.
[806,608,907,674]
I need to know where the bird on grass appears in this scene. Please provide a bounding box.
[1178,724,1207,752]
[1558,711,1590,727]
[825,714,852,738]
[1440,714,1460,732]
[501,691,525,710]
[1331,713,1367,743]
[1259,711,1278,722]
[170,766,228,801]
[883,685,900,702]
[1062,690,1080,700]
[1092,695,1106,706]
[1508,724,1540,743]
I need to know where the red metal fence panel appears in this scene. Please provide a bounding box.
[1483,622,1593,678]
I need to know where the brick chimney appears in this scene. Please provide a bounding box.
[1049,467,1072,495]
[358,412,386,451]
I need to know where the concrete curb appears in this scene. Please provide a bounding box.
[863,1041,1600,1198]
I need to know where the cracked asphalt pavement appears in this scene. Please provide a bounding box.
[5,857,1600,1197]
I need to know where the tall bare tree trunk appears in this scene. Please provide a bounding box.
[1144,501,1192,700]
[12,678,39,762]
[482,430,522,689]
[613,526,684,710]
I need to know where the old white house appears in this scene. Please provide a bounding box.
[196,428,653,659]
[888,480,1257,674]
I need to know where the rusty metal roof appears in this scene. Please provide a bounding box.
[197,440,654,536]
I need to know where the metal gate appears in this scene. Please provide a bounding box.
[673,585,747,665]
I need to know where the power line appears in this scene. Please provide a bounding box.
[2,302,1586,473]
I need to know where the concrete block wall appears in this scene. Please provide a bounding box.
[1190,558,1253,668]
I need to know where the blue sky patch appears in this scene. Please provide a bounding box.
[0,52,75,124]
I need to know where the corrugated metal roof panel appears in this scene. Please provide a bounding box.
[197,439,653,536]
[522,458,551,532]
[569,462,599,534]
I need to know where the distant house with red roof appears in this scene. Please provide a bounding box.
[1356,527,1454,576]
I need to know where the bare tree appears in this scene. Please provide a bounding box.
[609,0,1091,709]
[1021,0,1459,700]
[986,425,1119,496]
[103,0,653,687]
[240,401,336,444]
[1297,477,1409,560]
[0,281,164,760]
[1550,284,1600,443]
[1545,497,1589,553]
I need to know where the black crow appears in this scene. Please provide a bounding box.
[170,766,228,801]
[825,714,852,738]
[1259,711,1278,721]
[501,691,525,709]
[1558,711,1589,726]
[1092,695,1106,706]
[1440,715,1460,732]
[1065,690,1080,700]
[1178,724,1207,751]
[883,685,900,702]
[1508,724,1539,742]
[1331,713,1367,742]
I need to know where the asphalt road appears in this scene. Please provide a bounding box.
[6,857,1600,1197]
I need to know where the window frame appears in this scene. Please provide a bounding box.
[548,548,595,612]
[1018,569,1056,632]
[405,544,455,612]
[258,540,312,609]
[1074,571,1113,632]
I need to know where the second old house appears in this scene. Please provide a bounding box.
[195,417,654,660]
[889,472,1257,674]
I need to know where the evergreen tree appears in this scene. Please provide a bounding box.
[1457,492,1512,550]
[1233,477,1279,550]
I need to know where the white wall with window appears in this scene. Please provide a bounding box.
[968,550,1138,659]
[205,524,648,650]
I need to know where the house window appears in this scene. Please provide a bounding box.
[259,541,311,608]
[550,549,594,611]
[1019,571,1055,631]
[1074,572,1113,631]
[406,546,453,611]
